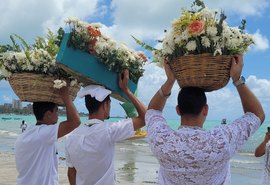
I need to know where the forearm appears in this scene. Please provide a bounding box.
[148,79,174,111]
[63,98,80,127]
[255,141,267,157]
[236,84,265,123]
[125,89,146,118]
[124,89,146,130]
[68,167,76,185]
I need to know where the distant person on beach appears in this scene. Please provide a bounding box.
[221,118,227,125]
[65,70,146,185]
[255,127,270,184]
[20,120,27,132]
[15,86,80,185]
[146,56,265,184]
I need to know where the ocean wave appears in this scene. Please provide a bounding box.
[119,147,136,152]
[0,129,18,137]
[231,159,261,164]
[131,142,149,147]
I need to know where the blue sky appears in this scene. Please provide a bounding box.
[0,0,270,121]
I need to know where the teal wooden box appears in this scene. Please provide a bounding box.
[56,33,137,102]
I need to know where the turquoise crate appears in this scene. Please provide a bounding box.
[56,33,137,102]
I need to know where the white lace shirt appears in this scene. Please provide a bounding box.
[146,109,261,185]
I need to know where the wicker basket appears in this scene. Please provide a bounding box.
[8,73,80,106]
[169,54,232,91]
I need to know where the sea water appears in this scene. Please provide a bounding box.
[0,114,267,184]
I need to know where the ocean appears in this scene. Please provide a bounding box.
[0,114,268,184]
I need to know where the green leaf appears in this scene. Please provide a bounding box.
[13,34,31,51]
[131,35,157,51]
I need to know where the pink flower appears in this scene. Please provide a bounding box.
[188,20,205,35]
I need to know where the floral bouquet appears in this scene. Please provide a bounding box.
[135,0,254,91]
[0,29,81,105]
[65,17,147,84]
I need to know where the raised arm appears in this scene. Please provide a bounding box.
[119,70,146,131]
[230,55,265,123]
[255,131,270,157]
[58,86,81,138]
[148,62,176,111]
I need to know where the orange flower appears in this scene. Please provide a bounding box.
[87,26,101,37]
[88,39,97,54]
[188,20,205,35]
[138,53,147,62]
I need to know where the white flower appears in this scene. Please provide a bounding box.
[214,49,222,56]
[206,26,218,37]
[186,40,197,51]
[0,68,11,78]
[201,36,211,48]
[53,79,67,89]
[70,79,78,87]
[65,17,80,24]
[199,7,216,20]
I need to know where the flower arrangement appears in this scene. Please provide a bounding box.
[135,0,254,66]
[0,28,79,88]
[65,17,147,83]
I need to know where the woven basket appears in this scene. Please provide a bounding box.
[8,73,80,106]
[169,54,232,91]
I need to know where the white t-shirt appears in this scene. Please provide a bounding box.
[15,123,60,185]
[146,109,261,185]
[65,118,134,185]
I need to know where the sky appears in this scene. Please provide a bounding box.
[0,0,270,121]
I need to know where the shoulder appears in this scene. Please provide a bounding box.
[145,109,166,127]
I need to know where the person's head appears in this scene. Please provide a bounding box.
[33,102,58,124]
[176,87,208,118]
[85,95,111,119]
[77,85,112,120]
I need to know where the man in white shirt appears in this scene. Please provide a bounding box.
[15,86,80,185]
[65,70,146,185]
[146,56,265,185]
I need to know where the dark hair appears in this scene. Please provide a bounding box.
[33,102,57,120]
[85,95,110,114]
[177,87,206,116]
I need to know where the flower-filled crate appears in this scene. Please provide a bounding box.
[0,29,80,106]
[57,33,137,102]
[56,18,147,102]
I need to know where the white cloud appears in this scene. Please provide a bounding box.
[252,29,269,51]
[104,0,269,48]
[0,0,99,44]
[206,0,269,17]
[2,95,12,102]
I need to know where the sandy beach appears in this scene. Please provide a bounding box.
[0,139,159,185]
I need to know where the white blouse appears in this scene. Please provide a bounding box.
[146,109,261,185]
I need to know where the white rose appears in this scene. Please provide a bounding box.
[186,40,197,51]
[53,79,67,89]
